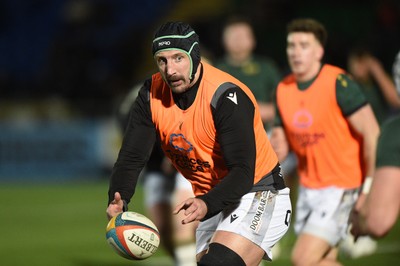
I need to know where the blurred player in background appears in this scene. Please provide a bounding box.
[350,50,400,239]
[347,47,400,124]
[271,18,380,266]
[107,21,291,266]
[350,114,400,239]
[215,16,281,131]
[339,47,400,258]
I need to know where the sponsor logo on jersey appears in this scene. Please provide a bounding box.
[167,133,210,173]
[250,191,268,232]
[230,214,239,223]
[226,92,238,105]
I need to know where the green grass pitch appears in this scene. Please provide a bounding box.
[0,180,398,265]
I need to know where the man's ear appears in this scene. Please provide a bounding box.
[316,45,324,61]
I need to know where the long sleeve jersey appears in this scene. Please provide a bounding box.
[109,62,279,219]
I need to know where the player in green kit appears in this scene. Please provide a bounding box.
[350,50,400,238]
[214,16,282,130]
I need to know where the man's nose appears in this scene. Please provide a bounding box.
[166,61,176,76]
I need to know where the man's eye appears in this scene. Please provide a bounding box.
[301,43,309,49]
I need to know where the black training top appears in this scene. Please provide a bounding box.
[108,64,257,219]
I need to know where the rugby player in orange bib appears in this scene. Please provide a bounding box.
[106,22,292,266]
[270,18,380,266]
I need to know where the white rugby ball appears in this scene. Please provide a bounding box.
[106,211,160,260]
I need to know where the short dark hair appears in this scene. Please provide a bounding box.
[223,15,254,30]
[287,18,327,47]
[348,46,371,60]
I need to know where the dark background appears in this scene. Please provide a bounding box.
[1,0,399,117]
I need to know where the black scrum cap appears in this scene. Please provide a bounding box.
[152,22,201,81]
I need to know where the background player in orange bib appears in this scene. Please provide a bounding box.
[271,18,380,266]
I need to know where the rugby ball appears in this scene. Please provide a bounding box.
[106,211,160,260]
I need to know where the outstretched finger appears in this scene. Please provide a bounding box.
[173,201,187,215]
[173,198,195,215]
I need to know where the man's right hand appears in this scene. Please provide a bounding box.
[106,192,124,220]
[173,197,208,224]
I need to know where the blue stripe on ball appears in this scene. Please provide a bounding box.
[106,228,129,256]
